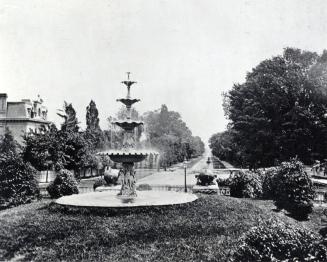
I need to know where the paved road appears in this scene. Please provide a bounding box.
[137,151,213,186]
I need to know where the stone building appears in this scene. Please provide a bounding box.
[0,93,51,144]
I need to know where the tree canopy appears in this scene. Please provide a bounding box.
[212,48,327,168]
[144,104,205,168]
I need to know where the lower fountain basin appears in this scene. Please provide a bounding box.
[55,191,198,208]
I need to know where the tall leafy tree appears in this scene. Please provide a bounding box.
[85,100,105,149]
[57,101,79,132]
[86,100,100,130]
[0,129,39,208]
[221,48,327,168]
[144,104,205,167]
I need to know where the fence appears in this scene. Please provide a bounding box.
[40,183,231,197]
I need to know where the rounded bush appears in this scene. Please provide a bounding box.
[47,169,79,198]
[93,179,106,191]
[274,159,314,219]
[195,172,217,186]
[136,184,152,191]
[103,173,119,186]
[0,152,39,209]
[229,171,263,198]
[232,219,327,261]
[216,178,232,187]
[261,167,279,199]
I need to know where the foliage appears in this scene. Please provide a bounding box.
[0,195,298,261]
[136,184,152,191]
[0,130,39,209]
[274,159,314,219]
[103,173,119,186]
[93,178,106,191]
[46,169,79,198]
[232,219,327,262]
[261,167,279,199]
[23,124,97,172]
[220,48,327,167]
[216,177,232,187]
[229,171,263,198]
[57,101,79,132]
[195,172,217,186]
[85,100,105,149]
[144,105,205,168]
[0,128,20,155]
[209,131,243,167]
[86,100,100,130]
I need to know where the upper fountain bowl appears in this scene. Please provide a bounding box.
[113,120,143,132]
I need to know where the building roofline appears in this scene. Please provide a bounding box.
[0,118,51,124]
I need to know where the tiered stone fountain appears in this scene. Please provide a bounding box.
[105,73,151,197]
[56,73,197,208]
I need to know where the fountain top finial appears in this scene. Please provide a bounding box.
[121,72,137,99]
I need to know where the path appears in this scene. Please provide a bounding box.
[137,153,210,186]
[220,160,234,169]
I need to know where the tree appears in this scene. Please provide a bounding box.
[0,129,39,208]
[86,100,100,130]
[209,130,243,166]
[143,105,205,167]
[23,124,96,173]
[57,101,79,132]
[85,100,105,149]
[0,127,19,155]
[222,48,327,167]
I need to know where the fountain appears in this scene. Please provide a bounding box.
[101,72,155,197]
[55,73,197,208]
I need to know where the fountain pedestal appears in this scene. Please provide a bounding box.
[118,162,137,197]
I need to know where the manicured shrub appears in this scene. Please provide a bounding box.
[136,184,152,191]
[261,167,279,199]
[274,159,314,219]
[216,178,232,187]
[0,130,39,209]
[93,178,106,191]
[0,152,39,209]
[104,173,119,186]
[229,171,263,198]
[47,169,79,198]
[232,219,327,261]
[195,171,217,186]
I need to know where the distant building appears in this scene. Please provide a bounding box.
[0,93,51,144]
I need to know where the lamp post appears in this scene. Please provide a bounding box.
[206,157,211,172]
[183,157,188,193]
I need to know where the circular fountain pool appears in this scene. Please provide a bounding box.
[55,191,198,208]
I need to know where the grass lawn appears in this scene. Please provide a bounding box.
[0,195,323,262]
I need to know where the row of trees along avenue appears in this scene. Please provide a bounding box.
[210,48,327,169]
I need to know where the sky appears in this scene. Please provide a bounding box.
[1,0,327,145]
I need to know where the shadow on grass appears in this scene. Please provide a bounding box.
[284,211,310,221]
